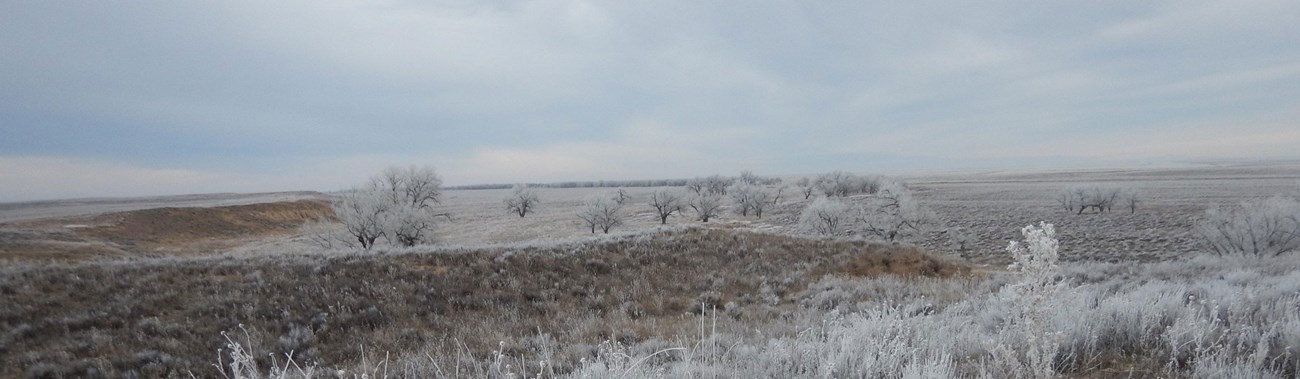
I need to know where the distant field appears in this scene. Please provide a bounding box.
[3,163,1298,264]
[910,163,1300,263]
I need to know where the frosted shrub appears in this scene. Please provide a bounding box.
[813,171,880,197]
[798,197,850,235]
[218,326,318,379]
[1198,196,1300,257]
[995,222,1065,377]
[1007,223,1060,281]
[859,180,936,243]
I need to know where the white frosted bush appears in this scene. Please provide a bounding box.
[1198,196,1300,257]
[997,222,1065,377]
[798,197,850,235]
[859,180,936,243]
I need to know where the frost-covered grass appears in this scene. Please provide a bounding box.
[0,228,963,378]
[212,225,1300,378]
[8,222,1300,377]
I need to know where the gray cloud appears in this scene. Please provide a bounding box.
[2,0,1298,201]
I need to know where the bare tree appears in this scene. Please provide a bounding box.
[748,186,774,219]
[770,185,787,206]
[1198,196,1300,257]
[686,174,735,196]
[727,182,775,218]
[796,177,815,199]
[739,170,759,185]
[336,189,390,250]
[856,176,882,194]
[1062,186,1123,214]
[1056,190,1077,213]
[1121,189,1140,214]
[799,197,850,235]
[815,171,852,197]
[504,184,540,217]
[685,178,705,196]
[689,194,724,222]
[373,165,442,209]
[859,181,936,243]
[813,171,878,197]
[577,196,624,234]
[648,188,685,224]
[334,165,448,250]
[612,188,630,206]
[386,205,439,247]
[703,175,732,196]
[729,183,756,217]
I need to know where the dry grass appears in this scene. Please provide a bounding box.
[0,227,967,378]
[0,200,333,262]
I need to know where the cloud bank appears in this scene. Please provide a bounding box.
[2,1,1298,201]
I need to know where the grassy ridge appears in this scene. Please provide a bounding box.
[0,228,965,377]
[0,200,334,262]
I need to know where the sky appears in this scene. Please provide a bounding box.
[2,1,1299,201]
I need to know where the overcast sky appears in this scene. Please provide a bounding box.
[2,1,1299,201]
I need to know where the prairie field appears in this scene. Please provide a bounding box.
[2,163,1300,378]
[8,1,1299,377]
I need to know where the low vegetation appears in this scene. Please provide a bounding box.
[0,228,963,378]
[226,224,1300,378]
[1198,194,1300,257]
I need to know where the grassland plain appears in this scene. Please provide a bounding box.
[2,163,1300,377]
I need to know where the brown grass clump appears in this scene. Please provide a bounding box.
[0,228,967,377]
[826,243,968,278]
